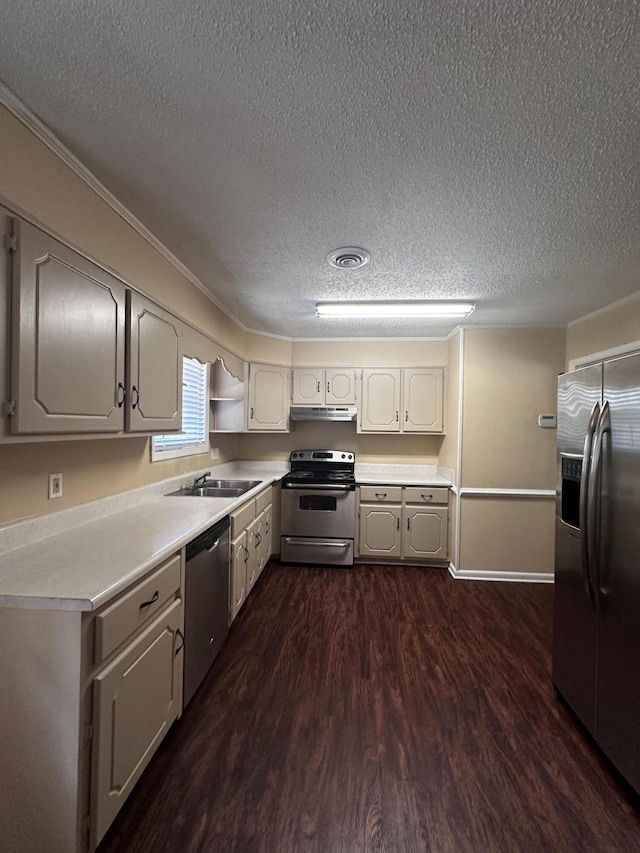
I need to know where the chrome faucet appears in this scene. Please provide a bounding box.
[192,471,211,488]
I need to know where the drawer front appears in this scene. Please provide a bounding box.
[404,486,449,505]
[231,499,256,537]
[255,487,272,514]
[95,554,181,664]
[359,485,403,503]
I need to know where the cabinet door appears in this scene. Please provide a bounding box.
[359,369,401,432]
[11,218,126,434]
[91,599,183,849]
[247,364,290,431]
[325,368,356,405]
[358,504,402,557]
[403,506,448,560]
[230,533,248,623]
[403,368,444,433]
[245,517,259,594]
[127,292,182,432]
[263,505,273,566]
[292,368,323,405]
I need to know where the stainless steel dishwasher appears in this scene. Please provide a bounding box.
[183,515,230,708]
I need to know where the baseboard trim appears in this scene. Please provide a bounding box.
[448,563,554,583]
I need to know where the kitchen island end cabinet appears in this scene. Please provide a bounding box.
[0,551,184,853]
[358,485,449,563]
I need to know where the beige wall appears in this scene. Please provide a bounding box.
[0,104,252,524]
[237,421,442,465]
[438,331,460,477]
[245,332,293,365]
[566,294,640,365]
[459,497,556,574]
[462,328,565,489]
[291,339,448,366]
[456,328,565,576]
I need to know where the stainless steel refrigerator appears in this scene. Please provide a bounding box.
[554,352,640,794]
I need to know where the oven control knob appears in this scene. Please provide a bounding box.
[292,452,298,458]
[341,453,345,458]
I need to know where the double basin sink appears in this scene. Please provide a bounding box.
[167,479,262,499]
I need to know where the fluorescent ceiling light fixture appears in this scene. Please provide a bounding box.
[315,301,476,318]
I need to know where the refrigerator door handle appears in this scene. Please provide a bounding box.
[580,401,600,603]
[588,400,610,612]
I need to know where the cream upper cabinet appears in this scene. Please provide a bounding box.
[292,367,356,405]
[403,368,444,432]
[359,369,402,432]
[10,218,127,434]
[359,367,444,433]
[126,292,182,432]
[9,217,183,436]
[247,363,290,431]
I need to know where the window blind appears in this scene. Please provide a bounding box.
[152,357,208,460]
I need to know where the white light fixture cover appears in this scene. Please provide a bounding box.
[315,301,475,318]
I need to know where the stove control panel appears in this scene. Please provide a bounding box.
[291,449,354,462]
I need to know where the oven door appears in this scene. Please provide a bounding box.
[281,487,355,539]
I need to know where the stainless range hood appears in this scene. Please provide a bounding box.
[290,406,357,422]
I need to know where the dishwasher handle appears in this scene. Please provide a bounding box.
[186,516,230,561]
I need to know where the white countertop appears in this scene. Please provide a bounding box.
[355,463,453,487]
[0,464,287,612]
[0,460,452,612]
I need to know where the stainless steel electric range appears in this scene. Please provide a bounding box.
[280,449,356,566]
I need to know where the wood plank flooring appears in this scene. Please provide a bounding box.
[98,563,640,853]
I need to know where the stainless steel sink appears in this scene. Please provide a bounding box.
[167,479,262,498]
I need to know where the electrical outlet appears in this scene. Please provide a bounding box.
[48,473,63,499]
[211,447,220,460]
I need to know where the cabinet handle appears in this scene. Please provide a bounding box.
[174,628,185,656]
[244,546,250,562]
[266,522,270,533]
[407,518,410,529]
[250,407,254,419]
[255,532,262,546]
[327,381,330,393]
[131,385,140,410]
[139,590,159,609]
[421,494,433,501]
[116,382,126,408]
[317,381,321,393]
[375,493,387,499]
[395,411,399,422]
[405,410,408,422]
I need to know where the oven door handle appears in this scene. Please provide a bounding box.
[282,538,352,547]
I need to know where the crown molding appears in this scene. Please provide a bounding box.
[0,81,250,333]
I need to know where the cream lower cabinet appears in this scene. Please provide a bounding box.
[0,552,184,853]
[358,485,449,563]
[229,487,273,622]
[359,368,444,433]
[247,363,290,431]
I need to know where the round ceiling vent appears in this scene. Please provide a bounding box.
[327,247,370,269]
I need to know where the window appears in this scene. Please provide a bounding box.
[151,357,209,461]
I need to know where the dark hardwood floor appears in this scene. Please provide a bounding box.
[98,563,640,853]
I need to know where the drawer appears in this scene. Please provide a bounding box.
[255,487,272,514]
[94,553,181,664]
[404,486,449,505]
[359,485,403,503]
[230,499,256,537]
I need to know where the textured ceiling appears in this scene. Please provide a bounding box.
[0,0,639,339]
